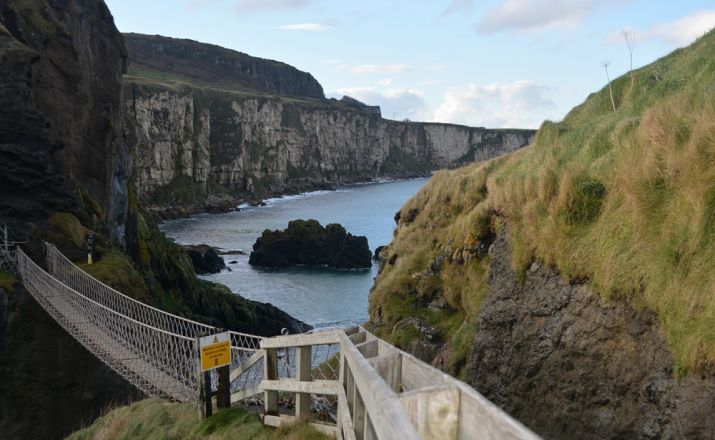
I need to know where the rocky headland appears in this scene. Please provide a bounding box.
[249,220,372,269]
[122,34,536,218]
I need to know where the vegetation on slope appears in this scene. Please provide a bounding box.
[370,29,715,375]
[67,399,332,440]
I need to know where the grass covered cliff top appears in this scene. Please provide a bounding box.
[67,399,332,440]
[370,29,715,374]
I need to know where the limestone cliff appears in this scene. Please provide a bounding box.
[122,34,534,217]
[125,86,533,216]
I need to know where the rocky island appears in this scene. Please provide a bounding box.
[249,220,372,269]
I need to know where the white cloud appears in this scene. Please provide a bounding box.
[335,87,427,120]
[645,10,715,47]
[479,0,614,33]
[349,64,411,74]
[270,23,333,31]
[433,81,556,128]
[605,11,715,49]
[234,0,315,14]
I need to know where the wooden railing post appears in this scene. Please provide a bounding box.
[203,371,213,418]
[353,389,366,440]
[264,348,278,415]
[296,345,312,418]
[217,364,230,409]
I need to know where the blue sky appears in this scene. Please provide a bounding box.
[105,0,715,128]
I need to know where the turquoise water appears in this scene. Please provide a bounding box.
[160,178,428,329]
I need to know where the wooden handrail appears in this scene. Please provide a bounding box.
[259,329,342,348]
[239,326,541,440]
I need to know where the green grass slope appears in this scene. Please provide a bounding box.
[369,29,715,375]
[66,399,332,440]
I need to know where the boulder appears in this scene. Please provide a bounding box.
[249,219,371,269]
[184,244,226,274]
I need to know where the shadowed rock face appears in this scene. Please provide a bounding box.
[0,0,128,240]
[466,232,715,440]
[184,244,226,274]
[0,2,312,439]
[0,3,134,439]
[124,33,325,99]
[250,219,372,269]
[0,284,142,440]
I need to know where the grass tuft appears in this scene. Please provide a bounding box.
[67,398,333,440]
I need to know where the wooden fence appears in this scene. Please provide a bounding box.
[231,326,541,440]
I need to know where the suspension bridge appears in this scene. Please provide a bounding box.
[0,225,540,440]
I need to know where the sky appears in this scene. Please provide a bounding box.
[105,0,715,129]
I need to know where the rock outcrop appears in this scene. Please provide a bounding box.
[184,244,226,274]
[122,34,535,217]
[464,232,715,439]
[249,220,372,269]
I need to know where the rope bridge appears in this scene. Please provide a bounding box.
[0,235,541,439]
[8,242,262,403]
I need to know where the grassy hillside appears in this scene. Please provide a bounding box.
[369,29,715,375]
[66,399,332,440]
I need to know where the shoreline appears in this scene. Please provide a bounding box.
[151,174,432,222]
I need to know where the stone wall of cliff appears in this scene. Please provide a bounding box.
[0,2,135,439]
[466,232,715,439]
[124,82,534,216]
[0,0,128,241]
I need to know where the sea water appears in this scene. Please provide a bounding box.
[160,178,427,329]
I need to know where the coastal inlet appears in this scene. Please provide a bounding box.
[160,178,427,329]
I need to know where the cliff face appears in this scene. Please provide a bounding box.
[0,0,128,240]
[124,33,325,99]
[0,3,310,439]
[466,232,715,439]
[124,82,533,216]
[0,1,135,439]
[121,33,534,216]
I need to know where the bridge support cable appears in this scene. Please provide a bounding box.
[10,243,263,403]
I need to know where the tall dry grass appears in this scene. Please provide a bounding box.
[370,30,715,374]
[66,398,333,440]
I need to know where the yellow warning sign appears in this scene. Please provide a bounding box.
[199,332,231,372]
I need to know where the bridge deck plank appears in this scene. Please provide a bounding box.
[46,293,193,402]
